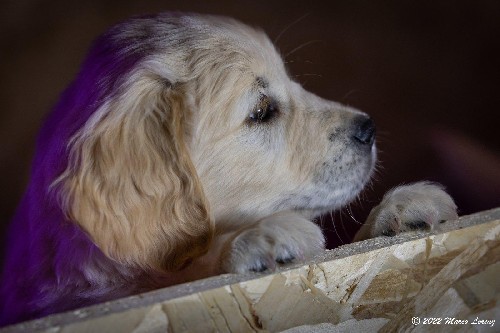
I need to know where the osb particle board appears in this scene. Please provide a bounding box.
[2,208,499,333]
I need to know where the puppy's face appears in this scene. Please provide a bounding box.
[182,17,377,223]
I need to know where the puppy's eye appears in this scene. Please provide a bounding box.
[249,96,278,123]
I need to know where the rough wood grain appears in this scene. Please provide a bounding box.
[2,208,499,333]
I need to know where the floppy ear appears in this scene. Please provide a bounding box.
[56,71,213,271]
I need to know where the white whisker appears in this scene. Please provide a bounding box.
[285,40,323,59]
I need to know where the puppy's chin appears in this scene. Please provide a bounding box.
[297,144,377,219]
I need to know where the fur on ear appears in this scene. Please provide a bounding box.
[54,68,213,272]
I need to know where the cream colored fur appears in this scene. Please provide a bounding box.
[53,14,456,277]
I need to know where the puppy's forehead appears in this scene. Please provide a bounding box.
[196,16,287,78]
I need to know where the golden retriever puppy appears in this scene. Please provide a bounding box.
[0,13,457,325]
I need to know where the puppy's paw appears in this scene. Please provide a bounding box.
[221,212,325,274]
[363,182,458,239]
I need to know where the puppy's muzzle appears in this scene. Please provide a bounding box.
[352,115,376,147]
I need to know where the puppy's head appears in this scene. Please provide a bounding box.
[182,15,376,222]
[54,14,376,271]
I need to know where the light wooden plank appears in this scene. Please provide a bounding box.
[2,208,499,333]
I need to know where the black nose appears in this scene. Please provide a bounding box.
[353,116,376,146]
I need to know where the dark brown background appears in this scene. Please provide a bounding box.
[1,0,499,258]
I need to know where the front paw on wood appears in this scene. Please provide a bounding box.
[221,213,325,274]
[368,181,458,238]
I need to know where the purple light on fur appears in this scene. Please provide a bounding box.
[0,19,153,326]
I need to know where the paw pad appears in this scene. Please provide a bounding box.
[405,220,429,231]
